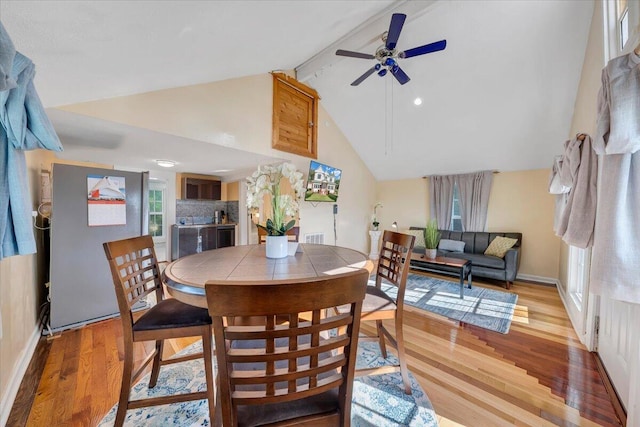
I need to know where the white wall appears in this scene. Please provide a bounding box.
[0,149,52,426]
[375,170,560,281]
[57,73,377,253]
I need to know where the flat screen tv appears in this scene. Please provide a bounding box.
[304,160,341,202]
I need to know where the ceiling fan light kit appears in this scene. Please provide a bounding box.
[336,13,447,86]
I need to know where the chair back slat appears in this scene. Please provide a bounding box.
[225,313,353,340]
[226,335,350,363]
[205,269,368,422]
[231,353,345,381]
[103,235,163,329]
[118,254,158,304]
[233,375,343,405]
[375,231,416,303]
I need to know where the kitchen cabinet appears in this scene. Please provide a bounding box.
[172,226,202,260]
[182,177,221,200]
[171,224,236,260]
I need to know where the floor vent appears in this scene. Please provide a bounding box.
[304,233,325,244]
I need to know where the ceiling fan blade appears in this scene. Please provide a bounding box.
[385,13,406,50]
[401,39,447,59]
[351,66,377,86]
[391,66,410,85]
[336,49,375,60]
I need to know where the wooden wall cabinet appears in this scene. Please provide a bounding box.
[272,72,319,159]
[182,177,221,200]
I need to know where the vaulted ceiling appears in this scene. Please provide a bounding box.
[0,0,594,180]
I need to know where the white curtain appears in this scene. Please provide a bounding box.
[590,50,640,304]
[428,175,455,230]
[457,171,493,232]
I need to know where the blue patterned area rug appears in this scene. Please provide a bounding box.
[99,340,438,427]
[381,274,518,334]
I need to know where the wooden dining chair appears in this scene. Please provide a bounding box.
[205,269,369,426]
[257,225,300,243]
[337,230,416,394]
[103,235,215,427]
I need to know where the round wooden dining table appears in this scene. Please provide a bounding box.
[162,243,373,308]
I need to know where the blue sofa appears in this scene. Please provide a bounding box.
[409,227,522,289]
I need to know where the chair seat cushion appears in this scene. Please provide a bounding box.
[236,389,339,427]
[363,286,397,312]
[335,285,396,315]
[133,298,211,331]
[445,252,506,269]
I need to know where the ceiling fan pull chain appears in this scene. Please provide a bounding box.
[385,77,391,155]
[390,81,394,153]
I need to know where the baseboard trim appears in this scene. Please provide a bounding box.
[44,311,120,335]
[0,325,42,427]
[516,273,559,286]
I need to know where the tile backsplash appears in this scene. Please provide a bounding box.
[176,200,239,225]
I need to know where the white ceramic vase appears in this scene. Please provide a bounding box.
[425,248,437,259]
[265,235,288,259]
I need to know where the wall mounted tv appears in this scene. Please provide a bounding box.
[304,160,342,202]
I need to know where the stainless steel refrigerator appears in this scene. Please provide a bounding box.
[49,164,148,332]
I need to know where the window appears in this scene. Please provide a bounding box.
[149,181,166,241]
[607,0,637,56]
[618,0,629,49]
[568,246,590,309]
[450,184,462,231]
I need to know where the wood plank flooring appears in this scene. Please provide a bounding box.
[8,275,622,426]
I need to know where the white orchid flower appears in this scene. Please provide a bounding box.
[246,162,304,235]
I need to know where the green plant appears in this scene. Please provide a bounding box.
[423,219,441,249]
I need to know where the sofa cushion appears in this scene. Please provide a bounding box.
[446,252,506,269]
[402,229,425,249]
[439,238,465,252]
[484,236,518,258]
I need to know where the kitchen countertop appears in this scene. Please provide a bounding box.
[172,223,237,228]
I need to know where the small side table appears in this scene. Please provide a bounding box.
[369,230,382,260]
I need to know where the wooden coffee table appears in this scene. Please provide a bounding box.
[409,253,472,299]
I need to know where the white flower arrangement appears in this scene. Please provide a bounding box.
[246,162,305,236]
[371,202,383,230]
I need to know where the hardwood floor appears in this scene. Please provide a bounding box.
[8,275,622,426]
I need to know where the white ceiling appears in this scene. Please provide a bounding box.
[0,0,594,180]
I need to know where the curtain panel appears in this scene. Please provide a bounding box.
[428,171,493,232]
[457,171,493,232]
[428,175,455,230]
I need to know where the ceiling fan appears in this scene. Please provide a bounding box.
[336,13,447,86]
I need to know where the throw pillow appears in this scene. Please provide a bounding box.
[439,239,465,252]
[484,236,518,258]
[402,229,425,248]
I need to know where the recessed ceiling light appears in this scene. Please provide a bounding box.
[155,160,176,168]
[413,97,423,106]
